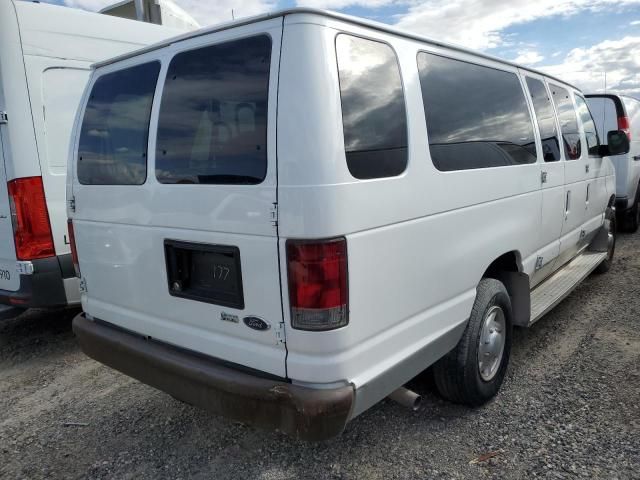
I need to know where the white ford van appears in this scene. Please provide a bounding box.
[69,10,624,440]
[0,0,182,318]
[586,94,640,232]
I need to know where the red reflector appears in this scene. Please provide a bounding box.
[67,219,80,277]
[287,238,348,331]
[7,177,55,261]
[618,116,631,140]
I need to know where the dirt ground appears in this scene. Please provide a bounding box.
[1,233,639,480]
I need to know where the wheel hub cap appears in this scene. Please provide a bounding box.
[478,305,506,381]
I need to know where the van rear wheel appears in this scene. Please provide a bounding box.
[625,199,639,233]
[433,278,512,406]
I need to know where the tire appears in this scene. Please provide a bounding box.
[624,198,640,233]
[594,208,616,274]
[432,278,513,406]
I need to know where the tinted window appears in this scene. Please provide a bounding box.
[575,95,600,156]
[156,35,271,184]
[526,78,561,162]
[622,96,640,139]
[417,53,536,171]
[336,35,408,179]
[78,62,159,185]
[551,86,581,160]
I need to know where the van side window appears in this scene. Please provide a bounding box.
[574,95,600,156]
[551,86,581,160]
[525,78,561,162]
[156,35,271,184]
[78,62,160,185]
[336,35,408,179]
[417,53,537,171]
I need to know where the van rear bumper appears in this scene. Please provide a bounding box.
[0,254,73,309]
[72,313,354,441]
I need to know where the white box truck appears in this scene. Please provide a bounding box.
[0,0,183,318]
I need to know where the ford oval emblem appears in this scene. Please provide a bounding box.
[243,316,270,331]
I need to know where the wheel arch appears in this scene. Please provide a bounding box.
[481,251,531,328]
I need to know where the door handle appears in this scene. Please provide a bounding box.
[586,184,590,206]
[565,190,571,217]
[585,164,590,173]
[633,155,640,161]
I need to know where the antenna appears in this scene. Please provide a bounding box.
[232,9,235,20]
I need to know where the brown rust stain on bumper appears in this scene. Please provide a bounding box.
[72,313,354,441]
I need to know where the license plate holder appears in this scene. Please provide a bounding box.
[164,240,244,309]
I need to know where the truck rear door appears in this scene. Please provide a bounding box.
[0,69,20,293]
[70,20,287,377]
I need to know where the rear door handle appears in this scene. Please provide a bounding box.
[633,155,640,161]
[565,190,571,217]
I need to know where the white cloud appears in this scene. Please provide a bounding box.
[542,36,640,97]
[513,49,544,65]
[631,19,640,25]
[61,0,276,26]
[394,0,640,50]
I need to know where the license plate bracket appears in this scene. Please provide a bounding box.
[164,240,244,309]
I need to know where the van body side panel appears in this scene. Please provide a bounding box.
[24,60,91,258]
[72,19,287,377]
[278,17,542,388]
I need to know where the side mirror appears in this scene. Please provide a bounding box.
[606,130,631,156]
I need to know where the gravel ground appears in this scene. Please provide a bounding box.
[1,234,639,480]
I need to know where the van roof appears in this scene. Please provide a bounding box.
[92,7,580,91]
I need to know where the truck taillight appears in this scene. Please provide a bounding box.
[286,238,348,331]
[67,219,80,277]
[7,177,55,261]
[618,116,631,140]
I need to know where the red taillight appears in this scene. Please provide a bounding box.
[618,116,631,140]
[287,238,348,331]
[67,219,80,277]
[7,177,55,260]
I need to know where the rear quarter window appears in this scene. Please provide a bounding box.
[417,53,537,171]
[77,62,160,185]
[155,35,271,185]
[336,34,408,179]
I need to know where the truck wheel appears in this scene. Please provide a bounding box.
[625,199,639,233]
[432,278,512,406]
[594,209,616,274]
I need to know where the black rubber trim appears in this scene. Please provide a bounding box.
[73,314,354,441]
[0,256,68,308]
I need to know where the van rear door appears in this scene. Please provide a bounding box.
[0,70,20,293]
[70,20,287,377]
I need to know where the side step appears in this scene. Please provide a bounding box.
[529,251,607,326]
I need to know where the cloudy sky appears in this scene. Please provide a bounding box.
[44,0,640,97]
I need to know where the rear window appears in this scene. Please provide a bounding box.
[417,53,536,171]
[551,86,581,160]
[525,77,561,162]
[78,62,160,185]
[155,35,271,185]
[622,96,640,138]
[336,34,408,179]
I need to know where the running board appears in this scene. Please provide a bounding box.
[529,252,607,326]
